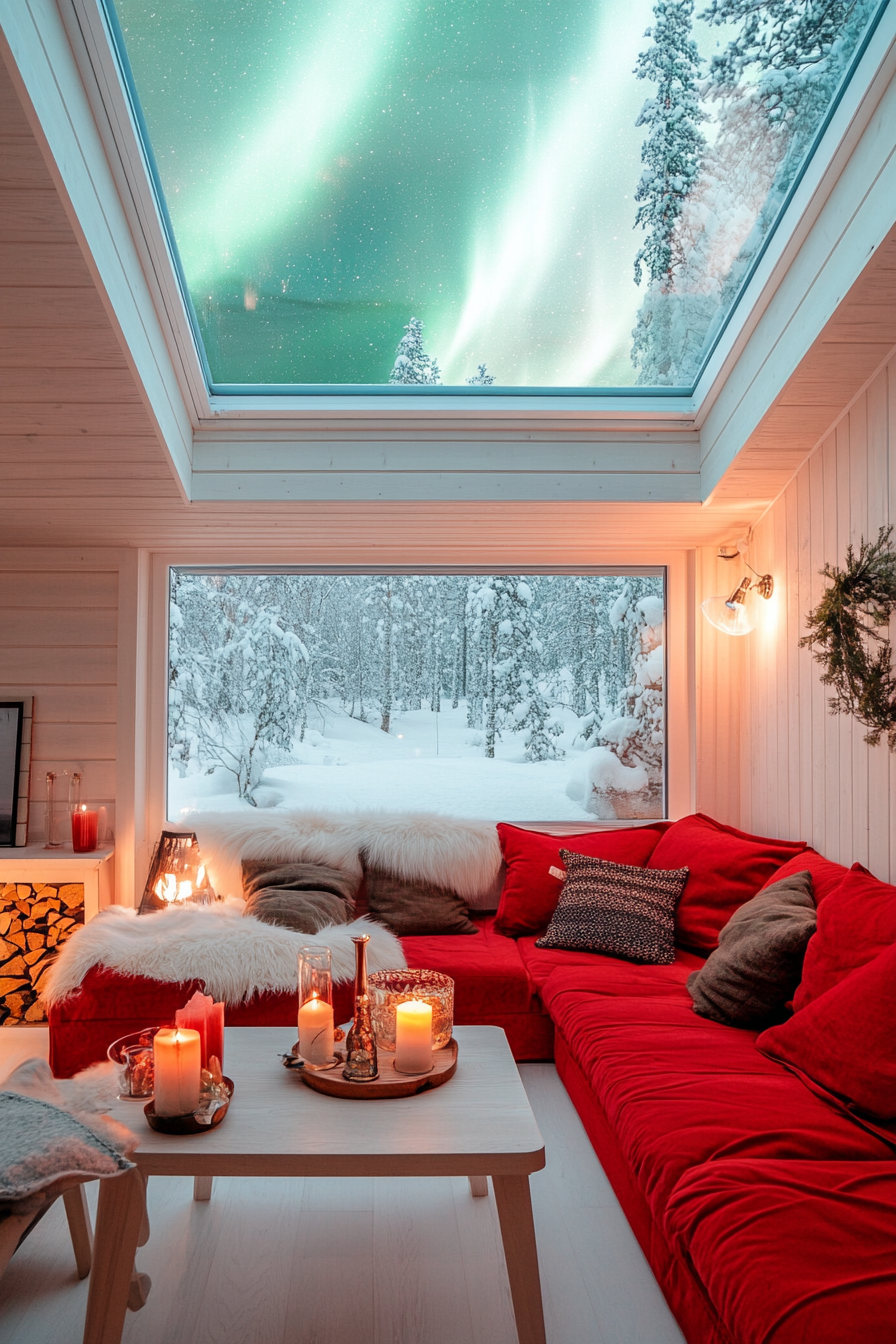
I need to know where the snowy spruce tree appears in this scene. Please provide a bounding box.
[489,578,563,763]
[389,317,441,385]
[633,0,706,292]
[466,363,495,385]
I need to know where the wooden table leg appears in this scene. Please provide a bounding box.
[63,1184,93,1279]
[193,1175,214,1202]
[492,1174,546,1344]
[83,1167,146,1344]
[468,1175,489,1198]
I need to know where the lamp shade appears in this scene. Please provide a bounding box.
[701,595,755,636]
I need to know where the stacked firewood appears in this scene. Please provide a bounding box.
[0,882,84,1023]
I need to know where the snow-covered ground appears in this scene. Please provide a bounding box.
[169,699,660,822]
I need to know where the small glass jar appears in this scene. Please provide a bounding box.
[368,969,454,1051]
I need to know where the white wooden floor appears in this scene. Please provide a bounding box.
[0,1027,685,1344]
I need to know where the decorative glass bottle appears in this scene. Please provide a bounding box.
[342,934,379,1082]
[44,771,64,848]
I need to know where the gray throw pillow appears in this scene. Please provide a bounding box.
[535,851,689,965]
[687,870,816,1028]
[365,868,479,936]
[241,860,357,934]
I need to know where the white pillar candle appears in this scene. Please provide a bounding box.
[394,1000,433,1074]
[152,1027,201,1117]
[298,994,335,1064]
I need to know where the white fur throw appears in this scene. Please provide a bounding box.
[190,809,503,908]
[42,902,405,1007]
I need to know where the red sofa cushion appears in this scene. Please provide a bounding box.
[759,848,850,905]
[647,813,807,953]
[758,940,896,1122]
[493,822,668,937]
[665,1159,896,1344]
[544,980,892,1220]
[521,938,703,993]
[400,914,535,1017]
[792,863,896,1011]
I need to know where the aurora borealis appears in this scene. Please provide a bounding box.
[109,0,869,389]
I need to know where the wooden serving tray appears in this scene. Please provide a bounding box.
[300,1039,458,1099]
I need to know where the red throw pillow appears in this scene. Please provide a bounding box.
[759,849,849,906]
[757,940,896,1121]
[647,813,808,953]
[493,822,668,937]
[792,863,896,1012]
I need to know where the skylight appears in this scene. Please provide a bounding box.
[105,0,884,393]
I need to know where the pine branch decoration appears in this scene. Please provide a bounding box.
[799,527,896,749]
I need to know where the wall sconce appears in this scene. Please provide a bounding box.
[701,564,774,636]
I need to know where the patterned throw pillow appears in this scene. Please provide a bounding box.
[535,851,689,964]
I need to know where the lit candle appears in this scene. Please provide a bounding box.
[394,1000,433,1074]
[152,1027,201,1117]
[71,805,98,853]
[298,993,335,1064]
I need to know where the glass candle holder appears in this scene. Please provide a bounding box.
[368,969,454,1051]
[297,946,335,1064]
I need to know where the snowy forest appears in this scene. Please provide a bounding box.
[382,0,878,390]
[168,573,665,822]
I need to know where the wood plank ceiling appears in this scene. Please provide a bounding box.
[1,57,894,559]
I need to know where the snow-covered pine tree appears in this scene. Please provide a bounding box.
[633,0,706,291]
[388,317,441,385]
[490,577,564,763]
[466,364,495,385]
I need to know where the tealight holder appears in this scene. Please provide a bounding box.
[107,1027,162,1100]
[368,969,454,1051]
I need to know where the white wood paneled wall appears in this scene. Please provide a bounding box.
[734,354,896,881]
[694,548,745,829]
[0,548,118,844]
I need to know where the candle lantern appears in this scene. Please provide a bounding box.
[297,946,335,1065]
[368,969,454,1051]
[139,830,216,914]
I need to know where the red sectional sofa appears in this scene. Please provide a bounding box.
[47,814,896,1344]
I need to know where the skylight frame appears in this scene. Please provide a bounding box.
[71,0,895,418]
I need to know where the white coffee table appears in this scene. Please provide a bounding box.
[84,1025,546,1344]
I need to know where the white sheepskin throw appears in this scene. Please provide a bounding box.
[42,902,405,1007]
[190,809,503,907]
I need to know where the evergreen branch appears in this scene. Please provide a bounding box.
[799,526,896,748]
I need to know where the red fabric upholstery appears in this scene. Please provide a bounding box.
[758,940,896,1122]
[48,913,550,1075]
[48,964,356,1077]
[759,848,850,905]
[554,1029,734,1344]
[665,1160,896,1344]
[647,813,807,953]
[402,914,535,1016]
[542,977,892,1221]
[493,822,669,937]
[519,938,704,992]
[792,862,896,1011]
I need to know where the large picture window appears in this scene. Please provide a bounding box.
[167,570,666,822]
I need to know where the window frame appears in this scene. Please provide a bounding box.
[133,550,694,899]
[68,0,895,417]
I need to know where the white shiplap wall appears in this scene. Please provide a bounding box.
[0,548,119,843]
[733,354,896,881]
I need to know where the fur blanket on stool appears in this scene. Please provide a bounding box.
[42,903,405,1007]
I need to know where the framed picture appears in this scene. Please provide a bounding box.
[0,699,32,847]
